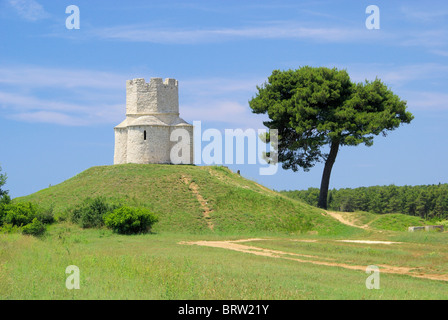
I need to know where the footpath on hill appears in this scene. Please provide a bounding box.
[323,210,370,229]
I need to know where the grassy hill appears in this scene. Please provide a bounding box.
[5,164,448,300]
[15,164,358,235]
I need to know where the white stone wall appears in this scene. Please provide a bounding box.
[157,78,179,114]
[113,128,128,164]
[126,78,179,116]
[115,77,193,165]
[126,125,171,164]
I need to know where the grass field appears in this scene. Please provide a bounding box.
[1,223,447,299]
[1,164,447,300]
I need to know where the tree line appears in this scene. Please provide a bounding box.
[281,184,448,219]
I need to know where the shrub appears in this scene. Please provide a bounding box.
[54,211,68,222]
[104,206,158,234]
[69,197,118,228]
[3,202,38,226]
[0,202,53,235]
[0,223,21,234]
[0,204,5,227]
[22,218,46,236]
[36,205,55,224]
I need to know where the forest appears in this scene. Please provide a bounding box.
[281,184,448,219]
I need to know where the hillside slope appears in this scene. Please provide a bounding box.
[15,164,358,235]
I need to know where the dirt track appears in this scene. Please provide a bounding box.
[180,238,448,282]
[324,210,370,229]
[181,175,214,230]
[178,196,447,282]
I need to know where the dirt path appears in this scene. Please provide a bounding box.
[181,239,336,261]
[181,238,448,282]
[324,210,370,229]
[181,175,214,230]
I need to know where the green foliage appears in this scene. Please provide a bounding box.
[249,67,413,209]
[36,205,55,224]
[22,218,46,236]
[104,206,159,234]
[3,202,38,226]
[249,67,413,172]
[0,167,51,236]
[282,183,448,219]
[0,223,21,234]
[0,202,53,236]
[68,197,118,228]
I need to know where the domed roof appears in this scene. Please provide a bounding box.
[170,117,193,126]
[127,115,169,127]
[114,118,129,129]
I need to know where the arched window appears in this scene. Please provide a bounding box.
[144,130,147,140]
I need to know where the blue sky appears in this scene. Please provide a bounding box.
[0,0,447,198]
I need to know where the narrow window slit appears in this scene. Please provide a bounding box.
[144,130,147,140]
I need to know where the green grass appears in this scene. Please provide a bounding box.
[1,223,447,300]
[14,164,358,236]
[369,214,427,231]
[4,164,448,300]
[348,211,379,226]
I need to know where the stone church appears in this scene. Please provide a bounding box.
[114,77,193,164]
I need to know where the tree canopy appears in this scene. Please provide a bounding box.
[249,66,414,209]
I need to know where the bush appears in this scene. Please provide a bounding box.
[3,202,38,226]
[36,205,55,224]
[69,197,118,228]
[104,206,158,234]
[0,204,5,226]
[22,218,46,236]
[0,223,21,234]
[0,202,52,236]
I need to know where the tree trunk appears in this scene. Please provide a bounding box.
[318,140,340,209]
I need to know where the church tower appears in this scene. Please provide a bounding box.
[114,77,193,164]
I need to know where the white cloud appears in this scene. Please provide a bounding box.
[400,30,448,48]
[8,0,50,21]
[95,21,374,44]
[10,111,88,126]
[179,76,268,128]
[0,65,127,126]
[339,63,448,87]
[0,91,90,112]
[3,63,446,128]
[0,65,267,127]
[0,90,123,126]
[182,100,265,129]
[400,6,448,23]
[0,65,126,89]
[430,49,448,57]
[182,77,261,94]
[404,91,448,111]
